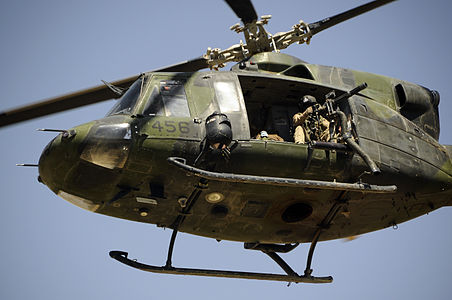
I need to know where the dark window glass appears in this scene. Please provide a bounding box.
[106,78,142,116]
[142,86,164,116]
[142,80,190,117]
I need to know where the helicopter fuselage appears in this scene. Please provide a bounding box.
[38,53,452,244]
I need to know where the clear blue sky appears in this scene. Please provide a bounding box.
[1,0,451,299]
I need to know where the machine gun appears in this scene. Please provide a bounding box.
[323,82,368,115]
[295,83,368,143]
[305,104,323,141]
[320,82,380,175]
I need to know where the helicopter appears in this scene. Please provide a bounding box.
[1,0,451,291]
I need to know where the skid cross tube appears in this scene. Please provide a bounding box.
[109,158,377,283]
[244,242,299,253]
[165,179,208,268]
[304,191,346,276]
[264,251,299,277]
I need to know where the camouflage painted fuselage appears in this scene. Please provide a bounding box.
[38,52,452,243]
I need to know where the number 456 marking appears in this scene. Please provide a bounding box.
[151,120,190,134]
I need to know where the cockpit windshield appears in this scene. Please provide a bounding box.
[106,78,143,116]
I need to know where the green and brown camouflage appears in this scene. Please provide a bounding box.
[38,52,452,245]
[4,0,450,282]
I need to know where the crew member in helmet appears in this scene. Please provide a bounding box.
[292,95,330,144]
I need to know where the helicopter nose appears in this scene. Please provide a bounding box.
[38,121,109,212]
[38,122,93,194]
[38,120,133,211]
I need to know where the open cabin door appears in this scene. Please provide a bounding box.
[231,73,354,181]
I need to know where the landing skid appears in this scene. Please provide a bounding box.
[109,167,352,283]
[109,251,332,283]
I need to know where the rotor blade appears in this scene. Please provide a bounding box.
[0,57,209,128]
[308,0,397,35]
[224,0,258,24]
[0,75,138,128]
[155,56,209,72]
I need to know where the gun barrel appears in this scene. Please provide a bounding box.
[333,82,368,104]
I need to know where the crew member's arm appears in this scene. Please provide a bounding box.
[293,106,313,126]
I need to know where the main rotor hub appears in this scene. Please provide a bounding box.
[204,15,312,70]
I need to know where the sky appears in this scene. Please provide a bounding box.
[0,0,451,299]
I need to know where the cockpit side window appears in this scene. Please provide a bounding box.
[214,81,240,112]
[142,80,190,117]
[106,78,143,116]
[142,86,164,116]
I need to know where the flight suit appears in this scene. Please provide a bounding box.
[293,107,330,144]
[255,131,284,142]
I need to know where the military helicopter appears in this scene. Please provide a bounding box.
[1,0,451,287]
